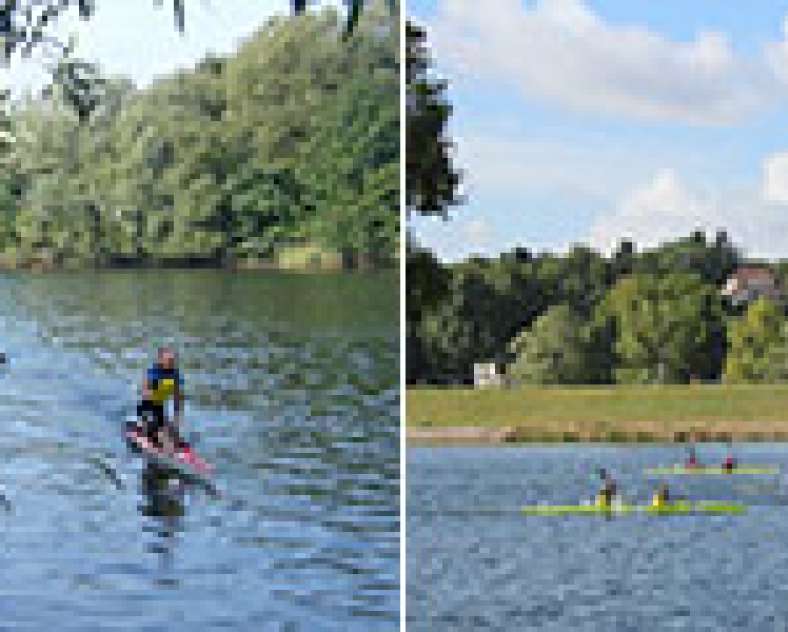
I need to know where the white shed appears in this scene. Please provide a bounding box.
[474,362,502,388]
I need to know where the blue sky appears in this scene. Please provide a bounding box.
[409,0,788,261]
[3,1,344,95]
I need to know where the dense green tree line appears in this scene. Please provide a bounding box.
[405,232,788,386]
[1,6,398,268]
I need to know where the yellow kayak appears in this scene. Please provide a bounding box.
[645,465,778,476]
[521,501,746,516]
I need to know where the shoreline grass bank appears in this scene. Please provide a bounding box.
[0,243,397,273]
[407,384,788,444]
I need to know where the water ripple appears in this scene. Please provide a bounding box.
[0,271,398,630]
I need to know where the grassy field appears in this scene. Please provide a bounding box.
[407,384,788,442]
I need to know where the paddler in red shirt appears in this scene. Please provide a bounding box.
[722,442,737,472]
[686,444,699,468]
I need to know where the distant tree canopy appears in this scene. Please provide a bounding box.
[598,272,724,384]
[1,7,399,268]
[725,297,785,383]
[508,304,599,385]
[405,233,788,386]
[760,320,788,382]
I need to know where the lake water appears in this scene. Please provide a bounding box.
[0,270,398,631]
[408,444,788,631]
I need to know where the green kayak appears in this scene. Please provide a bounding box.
[521,501,746,516]
[645,465,778,476]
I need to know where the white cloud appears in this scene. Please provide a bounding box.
[431,0,773,125]
[589,168,788,259]
[414,160,788,261]
[765,16,788,86]
[588,169,712,254]
[462,218,493,249]
[763,152,788,203]
[456,130,671,203]
[412,215,499,261]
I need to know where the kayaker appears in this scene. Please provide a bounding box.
[137,347,185,453]
[651,484,670,508]
[722,444,737,472]
[686,444,699,468]
[596,468,618,507]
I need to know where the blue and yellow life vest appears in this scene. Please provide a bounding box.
[146,364,183,404]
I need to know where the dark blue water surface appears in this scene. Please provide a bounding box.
[0,271,398,631]
[408,444,788,631]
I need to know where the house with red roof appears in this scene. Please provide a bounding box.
[722,267,780,305]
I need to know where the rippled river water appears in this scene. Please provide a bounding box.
[0,270,398,631]
[408,444,788,631]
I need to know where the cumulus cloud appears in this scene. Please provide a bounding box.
[414,160,788,261]
[456,129,682,204]
[763,152,788,203]
[462,218,493,247]
[431,0,773,124]
[411,212,525,261]
[765,16,788,86]
[588,168,788,259]
[588,169,713,253]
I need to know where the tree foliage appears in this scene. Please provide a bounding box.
[508,304,596,385]
[407,234,758,385]
[2,8,399,268]
[599,272,724,384]
[725,297,784,383]
[405,21,460,216]
[760,321,788,382]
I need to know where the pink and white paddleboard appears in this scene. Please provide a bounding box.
[125,423,213,477]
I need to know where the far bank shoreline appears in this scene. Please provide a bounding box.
[407,424,788,445]
[407,384,788,444]
[0,242,398,274]
[0,258,396,275]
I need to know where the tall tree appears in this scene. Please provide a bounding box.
[406,239,451,383]
[508,304,596,385]
[405,21,459,216]
[599,272,724,384]
[725,297,784,383]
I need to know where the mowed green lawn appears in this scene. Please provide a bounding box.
[407,384,788,440]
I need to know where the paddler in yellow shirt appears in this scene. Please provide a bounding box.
[651,483,671,508]
[595,468,618,507]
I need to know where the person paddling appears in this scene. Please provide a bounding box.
[137,347,185,454]
[722,442,737,472]
[595,468,618,507]
[686,444,699,468]
[651,483,671,508]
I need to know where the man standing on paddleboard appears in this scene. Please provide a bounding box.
[137,347,185,453]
